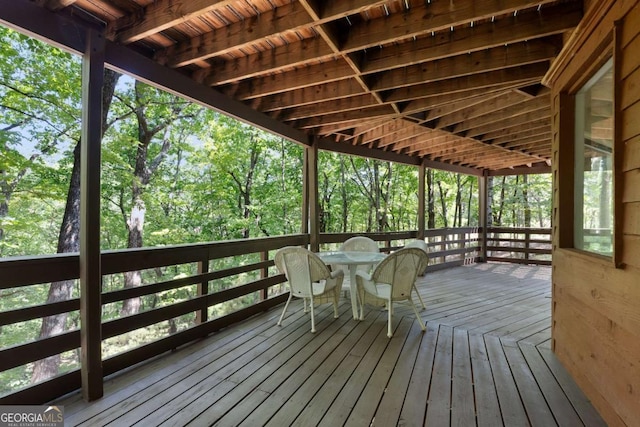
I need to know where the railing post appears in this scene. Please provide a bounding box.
[417,161,426,241]
[308,138,320,252]
[196,258,209,324]
[479,171,489,262]
[524,229,531,262]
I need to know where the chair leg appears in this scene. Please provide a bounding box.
[277,293,293,326]
[413,284,426,310]
[333,293,339,318]
[387,300,393,338]
[310,300,316,333]
[409,298,426,331]
[303,297,309,313]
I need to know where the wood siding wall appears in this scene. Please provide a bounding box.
[550,2,640,426]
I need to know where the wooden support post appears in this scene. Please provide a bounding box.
[479,171,489,262]
[301,149,309,235]
[417,161,426,241]
[196,258,209,324]
[308,139,320,252]
[80,28,104,402]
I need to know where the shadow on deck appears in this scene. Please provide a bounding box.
[55,263,606,426]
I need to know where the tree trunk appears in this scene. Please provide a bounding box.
[487,176,494,228]
[454,174,462,227]
[523,174,531,228]
[437,180,448,228]
[467,178,474,226]
[340,157,348,233]
[31,69,120,384]
[496,176,506,225]
[121,81,183,316]
[511,175,520,227]
[427,169,435,229]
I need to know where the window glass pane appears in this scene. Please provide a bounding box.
[574,58,613,256]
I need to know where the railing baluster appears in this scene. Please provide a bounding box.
[196,257,209,324]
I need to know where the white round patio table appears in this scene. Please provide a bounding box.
[317,251,387,320]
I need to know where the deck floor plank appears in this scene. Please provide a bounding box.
[53,264,604,427]
[451,327,476,427]
[468,332,503,427]
[424,325,453,427]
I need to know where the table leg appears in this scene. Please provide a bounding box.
[349,267,359,320]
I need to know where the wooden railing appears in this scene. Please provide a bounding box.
[0,226,496,404]
[0,234,307,404]
[485,227,552,266]
[320,227,481,272]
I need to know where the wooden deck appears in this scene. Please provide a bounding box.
[55,263,606,426]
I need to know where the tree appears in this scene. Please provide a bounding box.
[114,80,198,316]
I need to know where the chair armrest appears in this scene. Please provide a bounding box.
[355,270,372,282]
[330,269,344,280]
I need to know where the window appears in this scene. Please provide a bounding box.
[574,58,614,256]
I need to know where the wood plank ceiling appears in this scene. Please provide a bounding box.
[39,0,583,172]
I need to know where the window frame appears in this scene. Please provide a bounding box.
[557,26,623,268]
[573,58,614,257]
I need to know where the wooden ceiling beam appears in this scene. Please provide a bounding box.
[370,39,559,92]
[362,2,581,74]
[465,115,551,139]
[500,135,552,149]
[253,79,366,112]
[295,105,397,129]
[435,91,532,129]
[480,123,552,143]
[401,135,478,155]
[453,150,544,167]
[409,135,479,155]
[197,38,335,85]
[277,94,380,121]
[297,0,389,110]
[421,93,505,123]
[370,127,434,149]
[356,119,423,145]
[342,0,561,53]
[452,96,550,133]
[113,0,239,43]
[385,62,549,103]
[222,59,355,100]
[161,2,314,68]
[403,82,532,116]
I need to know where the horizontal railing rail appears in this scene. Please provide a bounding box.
[485,226,552,266]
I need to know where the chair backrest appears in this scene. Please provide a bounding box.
[405,239,429,271]
[275,246,331,298]
[372,248,427,300]
[405,239,428,253]
[337,236,380,274]
[340,236,379,253]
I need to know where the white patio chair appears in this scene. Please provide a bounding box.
[275,246,344,333]
[356,247,428,338]
[333,236,380,295]
[404,239,429,310]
